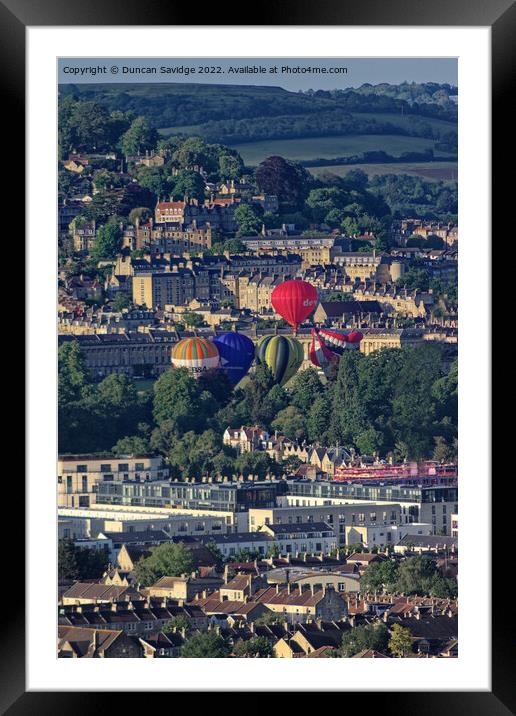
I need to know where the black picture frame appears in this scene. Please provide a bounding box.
[4,0,507,710]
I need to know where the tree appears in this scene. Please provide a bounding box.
[152,368,214,433]
[66,100,111,153]
[58,341,89,405]
[112,435,150,456]
[388,623,413,657]
[171,170,206,202]
[254,611,282,626]
[234,204,262,236]
[205,541,224,568]
[355,427,385,456]
[58,538,80,580]
[182,312,205,328]
[58,539,109,581]
[136,166,174,199]
[271,405,306,441]
[328,351,368,447]
[235,451,280,480]
[234,636,274,658]
[113,292,131,311]
[255,156,311,207]
[219,153,244,180]
[339,622,390,657]
[306,395,331,443]
[162,614,191,634]
[172,137,213,172]
[288,368,324,413]
[120,117,159,157]
[181,631,231,658]
[134,543,194,587]
[128,207,152,225]
[97,373,138,407]
[360,560,399,593]
[282,455,302,475]
[91,222,122,261]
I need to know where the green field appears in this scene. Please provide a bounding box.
[228,134,450,166]
[133,378,156,393]
[309,161,458,182]
[350,111,455,134]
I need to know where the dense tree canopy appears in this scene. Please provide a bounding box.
[120,117,159,157]
[58,539,109,582]
[181,631,231,658]
[336,622,390,657]
[91,222,123,261]
[134,543,195,587]
[255,156,312,208]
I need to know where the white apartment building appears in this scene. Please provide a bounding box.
[57,505,232,541]
[57,454,168,508]
[248,503,403,547]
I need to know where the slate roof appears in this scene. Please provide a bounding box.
[57,626,125,657]
[318,301,383,316]
[62,583,143,602]
[263,522,334,536]
[253,585,325,608]
[397,534,458,549]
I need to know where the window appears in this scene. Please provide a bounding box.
[100,464,112,473]
[76,465,87,473]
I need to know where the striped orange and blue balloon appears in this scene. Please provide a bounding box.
[171,337,220,377]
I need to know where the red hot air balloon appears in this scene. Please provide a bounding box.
[271,280,318,332]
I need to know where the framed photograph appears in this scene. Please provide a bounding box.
[4,0,507,707]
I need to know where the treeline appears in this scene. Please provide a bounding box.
[301,148,456,168]
[328,83,457,114]
[360,555,458,598]
[58,340,458,469]
[191,112,455,146]
[368,174,458,218]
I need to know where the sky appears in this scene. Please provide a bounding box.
[58,57,457,92]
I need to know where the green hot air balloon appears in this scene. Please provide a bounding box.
[255,335,304,386]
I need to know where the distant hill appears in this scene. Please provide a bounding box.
[59,81,457,145]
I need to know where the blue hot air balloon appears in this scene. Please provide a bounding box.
[212,331,256,386]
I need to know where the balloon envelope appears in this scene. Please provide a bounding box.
[271,280,318,331]
[256,334,304,386]
[171,337,219,377]
[212,332,255,386]
[309,329,339,378]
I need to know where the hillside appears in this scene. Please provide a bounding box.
[59,81,457,144]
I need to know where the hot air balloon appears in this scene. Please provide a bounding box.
[318,328,364,353]
[309,329,339,379]
[255,334,304,386]
[171,337,220,377]
[271,280,318,332]
[212,331,255,386]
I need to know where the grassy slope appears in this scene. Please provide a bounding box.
[228,134,452,165]
[309,161,458,182]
